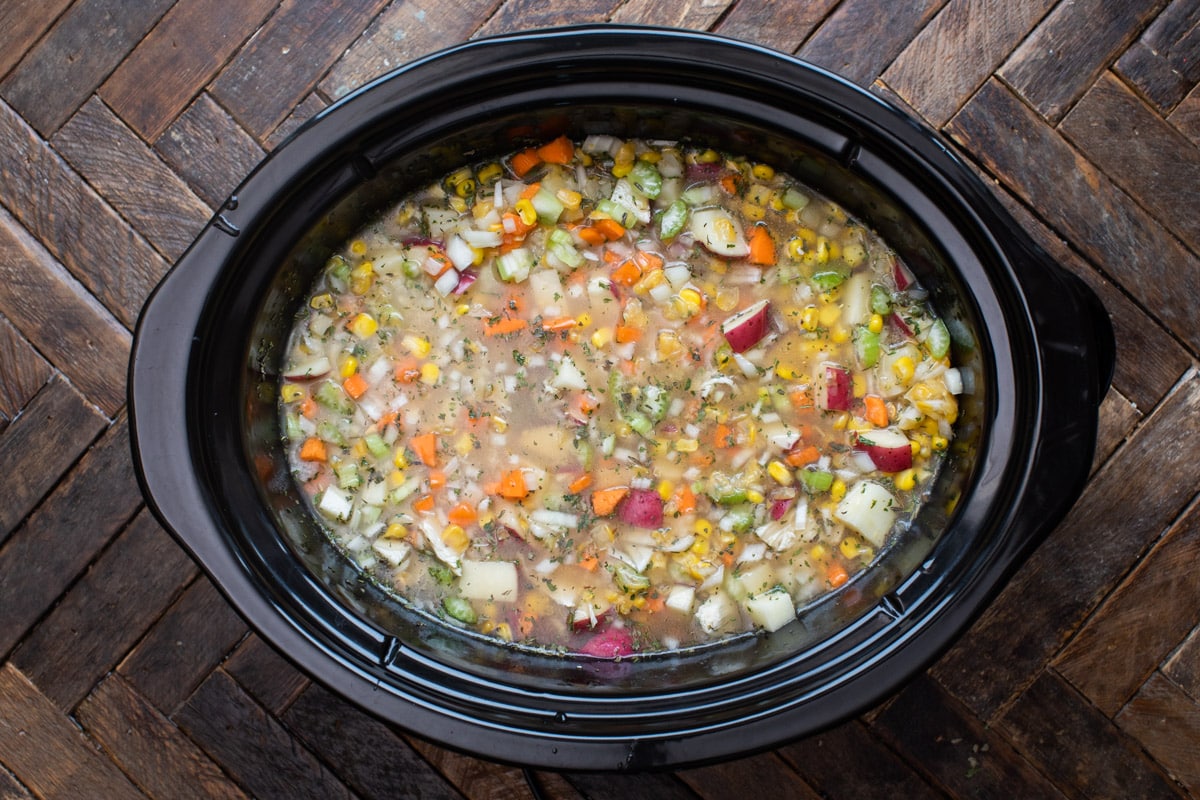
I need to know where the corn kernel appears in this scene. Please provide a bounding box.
[441,524,469,553]
[350,239,367,255]
[658,480,674,501]
[455,434,474,457]
[591,327,614,348]
[403,335,431,357]
[693,519,714,537]
[476,162,502,184]
[775,363,802,381]
[852,373,866,398]
[932,435,949,452]
[388,468,407,487]
[894,469,916,491]
[751,163,775,180]
[633,268,665,295]
[472,199,495,219]
[893,356,915,383]
[696,149,720,163]
[742,203,766,222]
[448,196,468,213]
[830,479,847,502]
[338,354,358,378]
[787,237,806,260]
[832,411,850,431]
[455,303,470,316]
[767,460,794,486]
[491,416,508,433]
[715,287,740,312]
[310,293,334,309]
[351,439,368,459]
[746,489,765,504]
[868,313,884,334]
[718,530,737,548]
[280,383,304,403]
[830,325,850,344]
[515,198,537,226]
[842,241,867,266]
[493,622,513,641]
[556,189,582,210]
[348,312,378,338]
[393,447,409,468]
[383,522,408,540]
[809,544,828,561]
[814,236,831,264]
[800,306,820,331]
[419,363,440,385]
[674,438,699,452]
[910,440,921,459]
[679,287,705,311]
[840,537,861,559]
[818,304,842,328]
[689,537,709,556]
[611,162,633,178]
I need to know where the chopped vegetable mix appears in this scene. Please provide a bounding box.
[280,136,962,656]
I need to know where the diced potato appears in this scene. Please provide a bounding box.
[459,560,519,602]
[695,590,739,635]
[743,588,795,632]
[834,480,897,547]
[372,538,412,567]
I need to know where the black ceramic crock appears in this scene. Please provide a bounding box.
[129,26,1114,770]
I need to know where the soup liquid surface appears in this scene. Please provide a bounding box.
[280,136,960,656]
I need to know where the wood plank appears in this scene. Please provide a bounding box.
[154,93,265,209]
[560,771,699,800]
[403,735,584,800]
[281,684,463,800]
[677,752,819,800]
[77,674,250,800]
[118,576,247,716]
[871,675,1067,799]
[1116,671,1200,795]
[998,670,1186,799]
[0,313,51,431]
[98,0,279,142]
[799,0,946,87]
[1060,70,1200,255]
[1053,496,1200,715]
[318,0,502,102]
[882,0,1057,126]
[1115,0,1200,113]
[1169,81,1200,144]
[0,97,169,329]
[712,0,839,54]
[999,0,1167,122]
[11,509,197,711]
[777,719,944,799]
[53,97,211,262]
[1093,387,1141,474]
[0,0,74,84]
[0,374,106,541]
[0,664,146,800]
[209,0,390,141]
[931,371,1200,719]
[0,208,131,416]
[475,0,622,37]
[222,634,309,716]
[0,0,176,135]
[174,670,359,800]
[1163,624,1200,698]
[0,414,142,658]
[0,764,34,800]
[262,91,327,152]
[946,78,1200,354]
[610,0,734,30]
[986,183,1191,413]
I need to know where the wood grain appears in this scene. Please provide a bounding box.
[713,0,839,54]
[98,0,279,142]
[800,0,946,87]
[0,96,170,328]
[1093,387,1142,472]
[1169,82,1200,144]
[176,670,358,800]
[53,96,212,262]
[0,0,74,84]
[475,0,622,37]
[118,576,247,715]
[999,0,1167,122]
[0,415,142,658]
[611,0,734,30]
[154,93,266,209]
[78,674,250,800]
[209,0,390,141]
[1164,624,1200,699]
[678,753,819,800]
[883,0,1057,126]
[0,0,175,135]
[932,371,1200,719]
[0,375,106,540]
[1115,0,1200,113]
[318,0,502,102]
[0,314,52,435]
[947,78,1200,354]
[1060,70,1200,255]
[998,671,1186,799]
[1117,672,1200,795]
[0,208,131,416]
[0,664,145,800]
[222,634,310,716]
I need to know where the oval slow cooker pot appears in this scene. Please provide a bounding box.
[129,26,1114,769]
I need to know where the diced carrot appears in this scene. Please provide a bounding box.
[569,392,599,419]
[747,225,777,266]
[484,317,528,336]
[827,562,849,589]
[591,486,629,516]
[789,388,814,410]
[519,181,542,200]
[502,211,535,236]
[510,148,542,177]
[374,410,399,431]
[428,469,446,491]
[618,358,638,376]
[578,553,600,572]
[448,502,478,526]
[568,473,593,494]
[395,358,422,383]
[410,432,438,467]
[713,423,735,448]
[536,135,575,165]
[577,226,606,246]
[592,217,626,241]
[413,494,436,514]
[299,437,326,462]
[644,594,666,614]
[499,469,529,500]
[299,396,317,418]
[721,551,735,568]
[632,250,664,272]
[341,372,368,400]
[675,484,697,515]
[863,395,889,427]
[541,316,578,333]
[615,325,642,343]
[720,174,739,195]
[689,450,715,468]
[610,259,642,287]
[786,444,821,467]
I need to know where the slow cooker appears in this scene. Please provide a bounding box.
[129,26,1114,769]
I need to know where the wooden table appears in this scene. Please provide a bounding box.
[1,1,1198,797]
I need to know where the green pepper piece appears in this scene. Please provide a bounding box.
[870,284,893,316]
[443,596,478,624]
[313,380,355,416]
[810,268,848,292]
[926,318,951,359]
[659,199,688,240]
[853,326,881,368]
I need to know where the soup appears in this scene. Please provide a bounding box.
[279,136,960,656]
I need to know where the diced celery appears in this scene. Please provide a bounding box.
[799,467,834,494]
[659,199,688,240]
[358,504,382,528]
[639,384,669,422]
[284,413,303,441]
[926,318,951,359]
[629,161,663,198]
[389,476,422,504]
[364,432,390,458]
[443,596,478,624]
[495,248,534,282]
[853,326,881,368]
[335,462,361,489]
[547,228,584,268]
[530,187,564,224]
[708,473,748,506]
[781,187,810,211]
[611,562,651,593]
[722,505,756,533]
[870,284,893,315]
[596,199,638,228]
[314,380,354,416]
[316,420,347,448]
[626,411,654,437]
